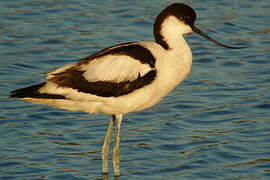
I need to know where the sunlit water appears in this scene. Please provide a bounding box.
[1,0,269,179]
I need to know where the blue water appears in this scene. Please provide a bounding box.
[1,0,270,179]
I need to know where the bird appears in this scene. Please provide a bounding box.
[10,3,246,177]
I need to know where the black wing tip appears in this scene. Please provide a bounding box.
[10,82,66,99]
[10,82,45,98]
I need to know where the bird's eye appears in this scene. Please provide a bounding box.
[183,16,190,22]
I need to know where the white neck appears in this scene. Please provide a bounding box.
[160,17,193,69]
[160,16,192,51]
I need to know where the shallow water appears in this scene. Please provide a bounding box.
[1,0,270,179]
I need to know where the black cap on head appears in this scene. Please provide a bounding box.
[161,3,197,26]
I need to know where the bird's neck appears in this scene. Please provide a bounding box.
[154,16,192,69]
[154,16,191,51]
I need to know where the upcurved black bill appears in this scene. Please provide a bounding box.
[192,26,248,49]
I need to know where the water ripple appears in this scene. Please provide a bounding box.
[1,0,269,179]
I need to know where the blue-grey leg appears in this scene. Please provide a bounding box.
[113,114,123,177]
[102,115,115,174]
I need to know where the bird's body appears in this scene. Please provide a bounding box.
[10,3,246,177]
[15,40,191,115]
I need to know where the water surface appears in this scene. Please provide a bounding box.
[0,0,269,179]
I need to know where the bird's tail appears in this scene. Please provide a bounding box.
[10,82,65,99]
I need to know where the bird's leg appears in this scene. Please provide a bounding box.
[112,114,123,177]
[102,115,115,174]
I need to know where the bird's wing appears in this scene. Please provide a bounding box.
[81,54,151,83]
[45,42,157,97]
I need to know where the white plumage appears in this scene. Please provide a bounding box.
[36,40,191,115]
[81,55,152,83]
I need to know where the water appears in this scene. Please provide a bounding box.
[0,0,269,179]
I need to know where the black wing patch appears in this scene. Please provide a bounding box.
[50,67,157,97]
[79,42,156,68]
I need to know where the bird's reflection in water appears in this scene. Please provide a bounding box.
[101,173,120,180]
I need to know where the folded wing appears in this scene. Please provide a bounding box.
[44,42,157,98]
